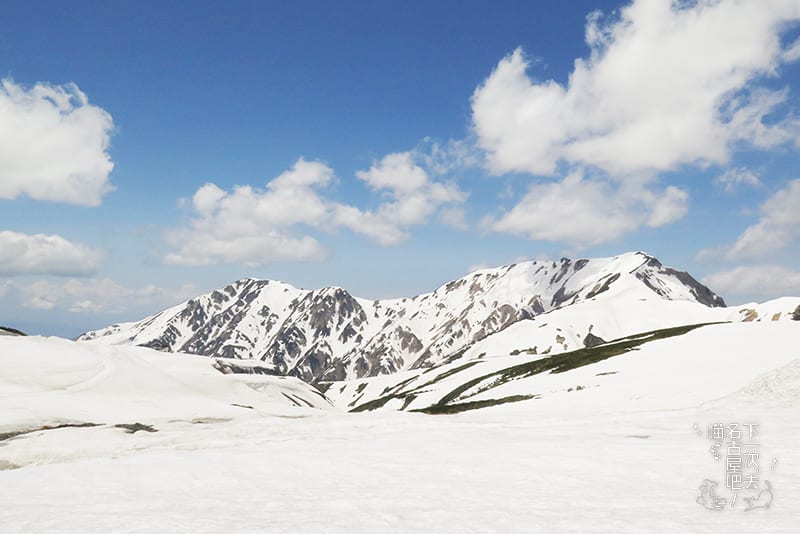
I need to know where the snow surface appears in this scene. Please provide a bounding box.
[0,335,329,435]
[2,322,799,532]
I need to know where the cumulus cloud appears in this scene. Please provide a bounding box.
[703,265,800,298]
[16,278,197,314]
[416,137,480,176]
[482,172,687,247]
[471,0,800,177]
[0,79,114,205]
[334,152,467,245]
[165,154,466,266]
[0,230,103,276]
[164,158,332,266]
[355,152,428,193]
[728,179,800,259]
[714,167,762,193]
[470,0,800,246]
[439,207,469,230]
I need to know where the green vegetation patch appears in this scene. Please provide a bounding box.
[0,422,100,442]
[433,322,719,408]
[351,361,480,412]
[413,361,480,390]
[352,322,721,414]
[414,394,538,415]
[314,382,333,395]
[380,375,419,396]
[350,393,399,412]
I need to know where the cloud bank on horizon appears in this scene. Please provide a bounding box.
[1,0,799,324]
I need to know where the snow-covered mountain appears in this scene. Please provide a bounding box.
[326,319,800,414]
[6,291,800,532]
[79,252,735,383]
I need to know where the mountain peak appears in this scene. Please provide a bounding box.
[79,252,725,382]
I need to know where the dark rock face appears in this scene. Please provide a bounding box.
[139,324,182,351]
[792,304,800,321]
[0,326,26,336]
[551,286,578,308]
[585,273,621,299]
[212,359,279,375]
[178,299,208,331]
[264,326,307,374]
[573,259,589,271]
[290,341,333,383]
[528,296,545,315]
[396,327,423,353]
[640,268,725,308]
[582,332,606,348]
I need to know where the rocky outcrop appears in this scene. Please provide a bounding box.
[0,326,25,336]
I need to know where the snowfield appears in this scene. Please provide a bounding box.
[1,320,799,532]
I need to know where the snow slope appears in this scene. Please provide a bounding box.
[326,318,800,412]
[0,335,330,468]
[1,320,798,532]
[460,295,800,361]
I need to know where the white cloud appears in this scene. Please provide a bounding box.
[165,158,331,267]
[355,152,428,194]
[439,207,469,230]
[335,152,467,245]
[728,179,800,259]
[0,79,114,205]
[642,185,689,227]
[0,230,103,276]
[483,172,687,247]
[783,35,800,62]
[416,137,480,175]
[703,265,800,298]
[191,183,227,216]
[16,278,197,314]
[471,0,800,177]
[714,167,762,193]
[0,281,10,300]
[165,154,466,266]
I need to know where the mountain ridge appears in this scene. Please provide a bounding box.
[78,251,726,382]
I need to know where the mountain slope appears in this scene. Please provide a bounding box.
[327,319,800,414]
[79,252,726,382]
[0,335,330,437]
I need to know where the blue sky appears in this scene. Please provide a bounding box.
[2,0,800,337]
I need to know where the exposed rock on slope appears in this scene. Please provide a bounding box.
[0,326,25,336]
